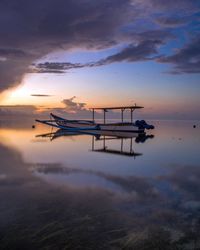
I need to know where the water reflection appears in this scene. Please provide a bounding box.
[36,128,154,157]
[0,120,200,249]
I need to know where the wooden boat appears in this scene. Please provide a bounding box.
[36,105,154,134]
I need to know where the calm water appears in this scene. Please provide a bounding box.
[0,119,200,249]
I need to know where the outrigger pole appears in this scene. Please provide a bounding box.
[90,105,144,124]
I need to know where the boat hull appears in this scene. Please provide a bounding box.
[56,120,144,133]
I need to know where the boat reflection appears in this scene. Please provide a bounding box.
[36,129,154,157]
[91,136,142,157]
[36,129,81,141]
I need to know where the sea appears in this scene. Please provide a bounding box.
[0,119,200,249]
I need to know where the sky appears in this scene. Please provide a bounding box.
[0,0,200,120]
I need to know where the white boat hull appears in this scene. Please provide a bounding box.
[100,124,143,133]
[56,120,144,133]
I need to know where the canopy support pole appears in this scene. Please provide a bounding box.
[92,109,95,122]
[130,108,134,123]
[103,109,106,124]
[121,108,125,123]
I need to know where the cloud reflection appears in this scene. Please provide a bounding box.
[0,140,200,249]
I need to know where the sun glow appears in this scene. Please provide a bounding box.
[1,75,63,108]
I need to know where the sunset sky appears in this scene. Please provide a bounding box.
[0,0,200,119]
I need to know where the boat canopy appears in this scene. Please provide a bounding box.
[90,105,144,123]
[90,105,144,111]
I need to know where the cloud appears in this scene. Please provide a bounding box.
[0,58,34,92]
[0,0,199,94]
[0,0,138,92]
[0,105,38,116]
[31,162,200,215]
[0,57,7,62]
[0,97,90,118]
[158,37,200,74]
[32,164,158,201]
[30,96,92,118]
[33,38,169,72]
[61,96,87,113]
[160,165,200,200]
[32,62,86,73]
[155,16,190,27]
[95,40,163,65]
[31,94,53,97]
[0,48,30,58]
[136,0,200,13]
[1,137,200,249]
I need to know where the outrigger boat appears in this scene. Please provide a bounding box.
[36,105,154,135]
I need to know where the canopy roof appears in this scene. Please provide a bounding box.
[90,105,144,110]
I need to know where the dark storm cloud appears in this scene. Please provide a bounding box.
[32,62,86,73]
[33,38,167,72]
[0,58,33,92]
[140,0,200,12]
[0,0,136,92]
[0,48,29,58]
[0,0,199,93]
[133,30,175,42]
[155,16,190,27]
[95,40,163,65]
[32,69,66,74]
[158,37,200,74]
[0,176,27,187]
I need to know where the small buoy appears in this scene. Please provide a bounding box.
[193,125,196,128]
[32,125,35,129]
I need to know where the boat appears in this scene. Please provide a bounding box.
[36,105,154,134]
